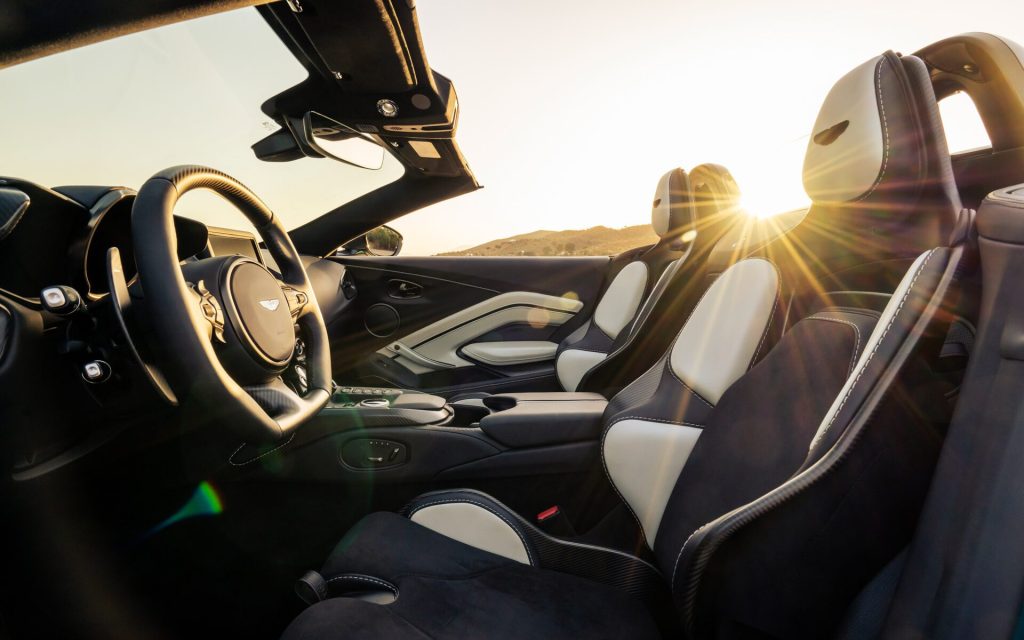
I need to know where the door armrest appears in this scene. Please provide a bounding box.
[461,341,560,366]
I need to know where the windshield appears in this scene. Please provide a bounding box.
[0,8,404,230]
[389,0,1023,255]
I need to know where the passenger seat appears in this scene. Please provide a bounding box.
[453,164,741,402]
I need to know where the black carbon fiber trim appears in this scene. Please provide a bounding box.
[150,165,275,226]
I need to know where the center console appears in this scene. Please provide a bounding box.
[475,392,608,447]
[322,385,452,426]
[285,386,609,484]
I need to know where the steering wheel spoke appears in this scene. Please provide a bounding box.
[189,279,228,343]
[281,284,310,319]
[132,165,332,442]
[244,377,304,418]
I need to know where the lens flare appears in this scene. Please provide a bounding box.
[145,481,224,538]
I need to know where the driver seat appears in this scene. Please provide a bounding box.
[280,50,964,640]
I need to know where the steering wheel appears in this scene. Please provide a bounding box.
[129,166,332,441]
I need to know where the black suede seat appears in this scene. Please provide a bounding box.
[284,512,661,639]
[282,51,969,640]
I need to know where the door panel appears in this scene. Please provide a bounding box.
[326,256,609,395]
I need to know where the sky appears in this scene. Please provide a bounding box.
[0,1,1018,255]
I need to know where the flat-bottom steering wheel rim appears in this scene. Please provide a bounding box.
[131,165,332,441]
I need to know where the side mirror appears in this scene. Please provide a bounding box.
[366,225,403,256]
[335,225,403,257]
[285,112,386,170]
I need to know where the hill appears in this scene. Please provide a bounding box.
[437,224,658,257]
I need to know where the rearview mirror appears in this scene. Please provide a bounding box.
[335,225,403,257]
[299,112,386,170]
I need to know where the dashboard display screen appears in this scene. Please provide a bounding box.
[207,227,262,263]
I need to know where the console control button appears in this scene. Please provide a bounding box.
[341,439,408,469]
[82,360,111,383]
[40,285,82,316]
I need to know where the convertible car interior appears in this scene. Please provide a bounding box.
[2,2,1024,639]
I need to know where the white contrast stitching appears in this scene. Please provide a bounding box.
[669,254,930,593]
[854,57,891,202]
[327,574,399,597]
[750,262,783,365]
[804,315,863,377]
[408,499,537,566]
[601,416,707,547]
[809,250,935,451]
[608,415,706,430]
[228,433,295,466]
[671,524,707,590]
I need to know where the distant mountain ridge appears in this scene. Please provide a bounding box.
[437,224,659,257]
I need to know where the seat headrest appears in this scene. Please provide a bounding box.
[689,163,742,227]
[651,165,742,241]
[651,168,695,239]
[801,51,961,257]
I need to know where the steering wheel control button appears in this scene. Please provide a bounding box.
[228,261,295,365]
[40,285,82,315]
[282,286,308,318]
[192,280,226,343]
[82,360,111,384]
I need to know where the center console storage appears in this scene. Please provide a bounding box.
[477,392,608,448]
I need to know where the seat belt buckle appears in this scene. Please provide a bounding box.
[536,505,576,536]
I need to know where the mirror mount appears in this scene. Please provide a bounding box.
[251,127,305,162]
[280,112,386,170]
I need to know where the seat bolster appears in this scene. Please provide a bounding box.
[403,490,537,565]
[298,508,663,640]
[321,511,511,581]
[399,489,667,601]
[557,349,609,391]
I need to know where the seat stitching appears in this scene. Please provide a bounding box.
[669,252,933,589]
[601,425,654,545]
[803,315,862,377]
[327,573,400,597]
[228,433,295,466]
[853,57,890,203]
[408,499,537,566]
[809,249,934,451]
[671,524,706,591]
[601,415,707,547]
[667,375,715,408]
[749,262,782,365]
[608,415,706,430]
[561,346,612,355]
[426,489,666,574]
[662,274,722,408]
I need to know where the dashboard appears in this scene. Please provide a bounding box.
[0,179,269,302]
